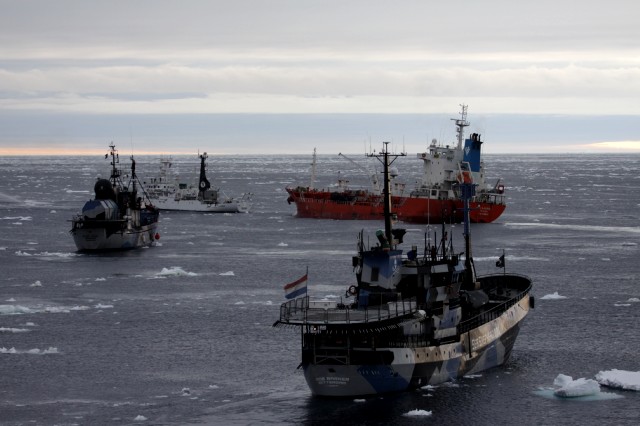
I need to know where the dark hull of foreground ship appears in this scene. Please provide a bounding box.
[71,220,158,251]
[280,274,532,397]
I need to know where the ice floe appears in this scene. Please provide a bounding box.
[0,304,91,315]
[403,409,433,417]
[1,346,60,355]
[15,251,77,259]
[553,374,600,397]
[94,303,114,309]
[133,415,147,422]
[595,369,640,391]
[155,267,198,277]
[0,327,30,333]
[535,374,624,401]
[540,292,567,300]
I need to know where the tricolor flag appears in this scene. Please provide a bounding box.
[284,273,308,299]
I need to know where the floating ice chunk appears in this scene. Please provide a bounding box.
[403,409,433,417]
[596,369,640,391]
[0,327,30,333]
[156,267,197,277]
[553,373,574,387]
[553,374,600,398]
[30,280,42,287]
[94,303,114,309]
[541,292,567,300]
[1,346,59,355]
[0,305,33,315]
[133,415,147,422]
[219,271,235,276]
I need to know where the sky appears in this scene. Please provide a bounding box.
[1,0,639,155]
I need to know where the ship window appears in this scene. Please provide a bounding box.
[371,267,379,282]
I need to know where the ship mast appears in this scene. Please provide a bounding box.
[107,143,120,187]
[459,182,477,287]
[452,104,470,149]
[309,148,317,190]
[368,142,406,245]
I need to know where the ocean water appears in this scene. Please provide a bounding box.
[0,153,638,425]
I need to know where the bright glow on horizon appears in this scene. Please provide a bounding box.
[580,141,640,151]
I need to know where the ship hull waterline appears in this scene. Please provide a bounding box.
[302,295,530,397]
[71,223,158,251]
[151,198,249,213]
[287,191,505,224]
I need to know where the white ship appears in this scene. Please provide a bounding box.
[146,153,251,213]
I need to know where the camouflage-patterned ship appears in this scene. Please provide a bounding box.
[70,143,160,251]
[274,143,534,397]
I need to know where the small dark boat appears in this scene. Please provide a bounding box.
[70,143,160,251]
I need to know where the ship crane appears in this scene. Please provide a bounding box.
[338,152,382,193]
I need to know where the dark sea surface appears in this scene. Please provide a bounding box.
[0,153,638,425]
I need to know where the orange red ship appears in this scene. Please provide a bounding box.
[286,106,506,224]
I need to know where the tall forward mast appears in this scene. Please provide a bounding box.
[367,142,406,245]
[453,104,470,149]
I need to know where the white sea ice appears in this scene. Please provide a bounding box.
[94,303,114,309]
[541,292,567,300]
[1,346,59,354]
[403,409,433,417]
[0,327,30,333]
[133,415,147,421]
[0,305,33,315]
[596,369,640,391]
[155,267,197,277]
[553,374,600,397]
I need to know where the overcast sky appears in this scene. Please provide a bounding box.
[1,0,639,155]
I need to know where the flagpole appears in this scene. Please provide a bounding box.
[503,249,506,276]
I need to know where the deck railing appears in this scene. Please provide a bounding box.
[279,296,418,325]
